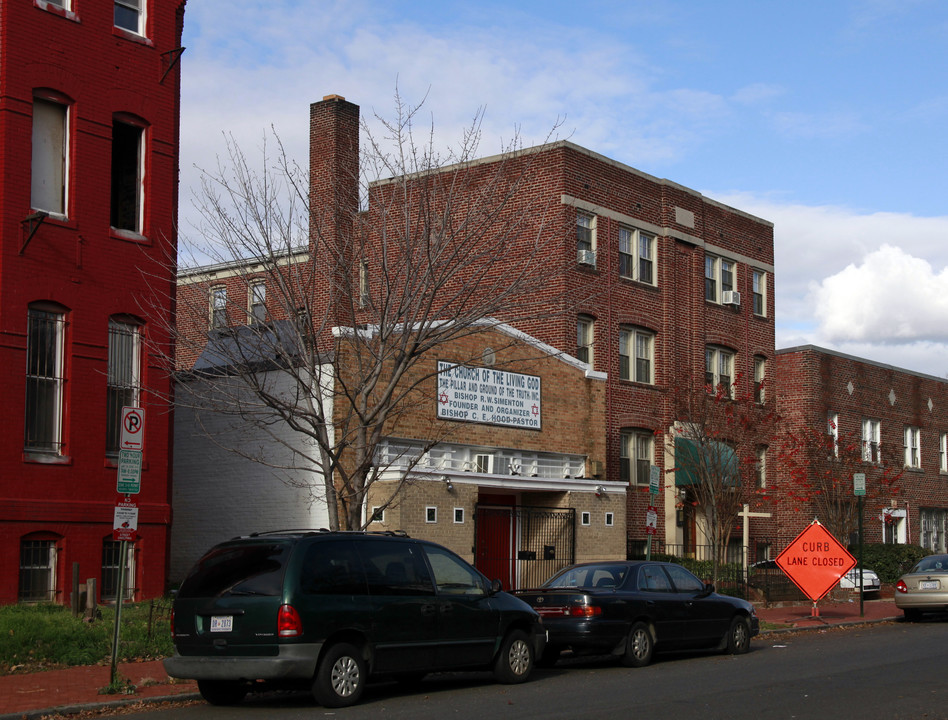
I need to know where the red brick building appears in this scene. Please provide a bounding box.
[175,95,777,579]
[776,345,948,552]
[0,0,185,604]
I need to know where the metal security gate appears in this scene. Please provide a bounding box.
[474,505,575,590]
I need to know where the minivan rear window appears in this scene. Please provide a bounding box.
[178,543,289,598]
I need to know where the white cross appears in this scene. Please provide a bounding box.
[740,503,772,572]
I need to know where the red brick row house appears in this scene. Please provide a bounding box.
[0,0,185,604]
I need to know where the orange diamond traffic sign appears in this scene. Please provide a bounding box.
[775,521,856,601]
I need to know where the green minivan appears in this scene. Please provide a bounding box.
[164,530,545,707]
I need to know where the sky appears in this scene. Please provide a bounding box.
[178,0,948,378]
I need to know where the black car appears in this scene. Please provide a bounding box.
[515,560,758,667]
[165,530,545,707]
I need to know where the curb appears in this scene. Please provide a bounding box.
[0,692,201,720]
[759,614,902,635]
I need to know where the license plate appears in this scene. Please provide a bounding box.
[920,580,939,590]
[210,615,233,632]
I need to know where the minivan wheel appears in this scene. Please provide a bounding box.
[197,679,247,706]
[493,629,534,684]
[313,642,366,708]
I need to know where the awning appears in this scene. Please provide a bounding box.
[674,437,739,487]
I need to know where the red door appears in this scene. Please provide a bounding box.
[476,494,516,590]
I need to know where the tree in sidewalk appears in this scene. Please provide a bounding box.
[667,380,781,583]
[168,92,575,531]
[773,419,903,547]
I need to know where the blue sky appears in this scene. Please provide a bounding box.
[179,0,948,377]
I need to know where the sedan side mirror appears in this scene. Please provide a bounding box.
[489,578,504,595]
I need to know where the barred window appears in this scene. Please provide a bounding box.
[19,539,57,603]
[106,319,140,454]
[25,305,66,453]
[101,540,135,601]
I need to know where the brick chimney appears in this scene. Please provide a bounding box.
[309,94,360,256]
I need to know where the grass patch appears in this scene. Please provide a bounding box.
[0,600,174,675]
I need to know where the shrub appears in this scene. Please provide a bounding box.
[848,543,929,584]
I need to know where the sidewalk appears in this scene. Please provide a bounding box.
[0,598,902,719]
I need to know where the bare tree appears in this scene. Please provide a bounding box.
[774,421,903,545]
[668,383,781,583]
[169,92,575,531]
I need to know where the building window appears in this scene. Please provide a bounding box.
[210,287,227,329]
[752,270,766,316]
[106,319,140,454]
[619,328,653,384]
[904,426,921,468]
[577,315,594,365]
[863,419,881,464]
[705,255,738,304]
[19,538,57,603]
[619,226,655,284]
[359,259,369,307]
[101,540,135,601]
[753,355,766,404]
[114,0,143,34]
[755,446,767,489]
[605,512,614,527]
[621,429,653,486]
[111,119,144,233]
[941,433,948,473]
[45,0,70,7]
[920,508,947,553]
[827,412,839,457]
[454,508,465,524]
[576,212,596,265]
[31,97,68,216]
[25,305,66,454]
[705,346,734,398]
[581,512,591,526]
[425,507,437,523]
[249,282,267,325]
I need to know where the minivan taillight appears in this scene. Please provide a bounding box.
[278,604,303,637]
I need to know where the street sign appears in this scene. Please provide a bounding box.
[775,521,856,601]
[649,465,660,494]
[113,500,138,542]
[120,406,145,451]
[117,449,142,494]
[853,472,866,496]
[645,505,658,535]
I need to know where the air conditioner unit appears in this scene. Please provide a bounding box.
[722,290,741,306]
[577,249,597,266]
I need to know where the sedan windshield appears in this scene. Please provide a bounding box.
[545,564,630,589]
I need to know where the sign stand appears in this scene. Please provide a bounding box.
[645,466,660,560]
[854,473,866,618]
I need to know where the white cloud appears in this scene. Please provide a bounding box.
[812,245,948,343]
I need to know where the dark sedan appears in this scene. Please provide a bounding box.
[514,561,759,667]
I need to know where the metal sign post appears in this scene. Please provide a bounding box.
[854,473,866,618]
[645,466,660,560]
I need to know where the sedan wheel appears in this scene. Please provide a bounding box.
[313,642,366,708]
[621,621,654,668]
[725,616,751,655]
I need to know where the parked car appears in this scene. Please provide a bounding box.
[894,553,948,621]
[164,530,545,707]
[839,567,881,593]
[514,561,758,668]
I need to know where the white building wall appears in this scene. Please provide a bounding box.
[170,369,332,583]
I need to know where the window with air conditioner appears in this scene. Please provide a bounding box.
[705,255,739,305]
[576,212,596,266]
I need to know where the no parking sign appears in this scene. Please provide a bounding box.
[120,406,145,451]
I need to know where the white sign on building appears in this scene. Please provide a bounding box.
[436,361,541,429]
